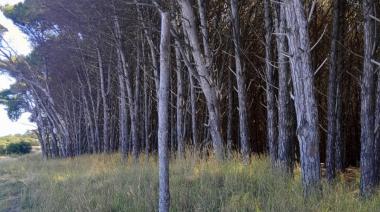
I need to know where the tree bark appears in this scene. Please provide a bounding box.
[284,0,321,196]
[326,0,343,182]
[189,71,198,151]
[227,66,233,159]
[175,43,185,159]
[375,70,380,183]
[178,0,224,160]
[264,0,278,165]
[275,3,293,173]
[158,12,171,212]
[97,48,109,153]
[113,15,139,160]
[360,0,377,197]
[230,0,251,162]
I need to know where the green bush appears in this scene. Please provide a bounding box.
[0,144,5,154]
[5,141,32,154]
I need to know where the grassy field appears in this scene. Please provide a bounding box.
[1,153,380,212]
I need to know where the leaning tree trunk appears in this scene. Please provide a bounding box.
[275,3,293,173]
[360,0,377,197]
[113,15,139,160]
[178,0,224,160]
[263,0,278,165]
[326,0,343,182]
[158,12,171,212]
[284,0,321,196]
[97,48,109,153]
[230,0,251,162]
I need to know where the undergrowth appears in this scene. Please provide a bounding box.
[0,152,379,211]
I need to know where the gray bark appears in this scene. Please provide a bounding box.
[284,0,321,196]
[227,66,233,159]
[178,0,224,160]
[230,0,251,162]
[117,55,128,159]
[360,0,377,197]
[264,0,278,165]
[113,15,139,160]
[189,72,198,151]
[375,69,380,182]
[326,0,343,182]
[175,43,185,159]
[158,12,171,212]
[144,58,151,156]
[275,3,293,173]
[97,48,109,153]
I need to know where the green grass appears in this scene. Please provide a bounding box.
[0,153,380,211]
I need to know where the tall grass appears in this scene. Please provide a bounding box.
[1,152,380,211]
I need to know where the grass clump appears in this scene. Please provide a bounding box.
[0,153,380,211]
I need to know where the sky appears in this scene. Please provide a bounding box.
[0,0,35,136]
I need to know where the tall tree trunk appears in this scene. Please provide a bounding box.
[175,43,185,159]
[134,42,142,158]
[178,0,224,160]
[158,12,171,212]
[117,55,128,159]
[144,58,151,157]
[227,66,233,159]
[113,15,139,160]
[263,0,278,165]
[189,72,198,151]
[230,0,251,162]
[326,0,343,182]
[97,48,109,153]
[375,71,380,183]
[360,0,377,197]
[275,3,293,173]
[284,0,321,196]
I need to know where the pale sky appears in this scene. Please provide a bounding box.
[0,0,35,136]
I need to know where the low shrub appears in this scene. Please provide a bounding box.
[5,141,32,154]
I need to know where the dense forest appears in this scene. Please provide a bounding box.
[0,0,379,210]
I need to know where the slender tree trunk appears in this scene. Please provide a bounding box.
[117,55,128,159]
[175,43,185,159]
[144,59,151,157]
[227,66,233,159]
[263,0,278,165]
[326,0,343,182]
[275,3,293,173]
[134,43,142,158]
[284,0,321,196]
[113,15,139,160]
[375,71,380,183]
[360,0,377,197]
[158,12,171,212]
[97,48,109,153]
[335,83,344,172]
[189,72,198,151]
[230,0,251,162]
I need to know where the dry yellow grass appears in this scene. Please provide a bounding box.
[0,152,379,211]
